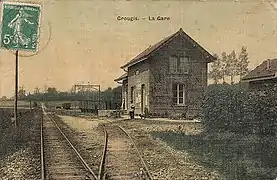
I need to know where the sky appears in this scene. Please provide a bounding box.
[0,0,277,97]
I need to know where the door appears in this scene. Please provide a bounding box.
[141,84,146,114]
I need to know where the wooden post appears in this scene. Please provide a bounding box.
[14,50,19,127]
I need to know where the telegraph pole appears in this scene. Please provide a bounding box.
[0,2,42,128]
[0,50,1,99]
[14,50,18,128]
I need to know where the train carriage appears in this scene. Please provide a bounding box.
[78,100,106,113]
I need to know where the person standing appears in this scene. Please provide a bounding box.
[129,104,135,119]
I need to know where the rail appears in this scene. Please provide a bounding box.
[98,120,153,180]
[117,125,153,180]
[98,123,108,180]
[49,115,98,179]
[42,108,153,180]
[40,109,45,180]
[41,105,98,180]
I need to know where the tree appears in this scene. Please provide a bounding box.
[1,96,7,100]
[18,86,26,99]
[238,46,250,81]
[43,85,48,93]
[226,50,239,85]
[221,52,228,83]
[104,87,113,109]
[70,86,76,94]
[101,86,122,110]
[46,87,58,94]
[34,87,40,94]
[112,86,122,109]
[209,53,222,84]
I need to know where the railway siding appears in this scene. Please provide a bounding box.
[114,120,223,180]
[56,115,152,180]
[55,112,223,180]
[102,124,147,180]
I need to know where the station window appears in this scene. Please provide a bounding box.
[169,56,189,73]
[172,84,186,105]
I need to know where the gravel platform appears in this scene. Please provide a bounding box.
[114,119,225,180]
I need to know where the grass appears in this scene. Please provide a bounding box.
[0,100,77,108]
[152,131,277,180]
[0,100,31,107]
[0,108,42,157]
[43,100,74,108]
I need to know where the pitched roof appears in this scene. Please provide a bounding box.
[114,73,127,82]
[120,28,215,69]
[242,58,277,81]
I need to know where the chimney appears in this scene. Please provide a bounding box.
[267,59,271,69]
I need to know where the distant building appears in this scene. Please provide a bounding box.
[241,58,277,92]
[114,28,215,118]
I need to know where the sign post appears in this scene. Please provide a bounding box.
[0,2,41,127]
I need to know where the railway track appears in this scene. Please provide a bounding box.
[98,121,153,180]
[41,106,98,180]
[41,106,152,180]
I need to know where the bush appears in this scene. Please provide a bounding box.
[201,84,252,133]
[247,90,277,136]
[202,84,277,135]
[200,84,277,177]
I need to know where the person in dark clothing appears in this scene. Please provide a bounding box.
[129,104,135,119]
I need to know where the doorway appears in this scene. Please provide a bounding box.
[141,84,146,114]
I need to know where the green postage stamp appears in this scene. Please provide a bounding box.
[0,2,41,52]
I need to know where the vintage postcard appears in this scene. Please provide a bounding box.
[0,0,277,179]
